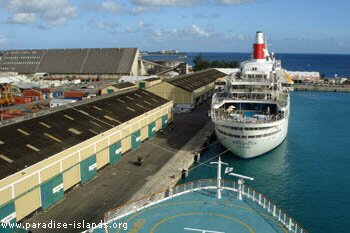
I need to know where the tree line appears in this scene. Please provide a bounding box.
[192,55,239,71]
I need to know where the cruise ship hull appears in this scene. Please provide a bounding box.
[214,117,289,159]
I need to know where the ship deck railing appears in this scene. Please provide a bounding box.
[100,179,308,233]
[231,77,275,84]
[213,96,278,103]
[211,111,283,124]
[212,96,288,108]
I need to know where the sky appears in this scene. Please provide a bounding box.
[0,0,349,54]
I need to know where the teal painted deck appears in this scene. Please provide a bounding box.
[95,189,288,233]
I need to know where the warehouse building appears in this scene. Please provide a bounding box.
[0,48,147,78]
[146,68,227,110]
[0,88,173,226]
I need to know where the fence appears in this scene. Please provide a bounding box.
[100,179,308,233]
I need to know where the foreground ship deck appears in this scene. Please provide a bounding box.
[90,179,307,233]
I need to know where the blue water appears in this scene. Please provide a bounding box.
[180,92,350,233]
[243,111,259,118]
[144,53,350,77]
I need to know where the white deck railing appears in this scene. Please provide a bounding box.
[100,179,308,233]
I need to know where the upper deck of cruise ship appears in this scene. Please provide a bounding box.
[91,179,306,233]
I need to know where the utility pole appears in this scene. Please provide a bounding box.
[210,156,228,200]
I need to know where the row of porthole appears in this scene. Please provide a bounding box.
[2,62,39,65]
[4,56,41,59]
[217,128,281,139]
[219,124,273,131]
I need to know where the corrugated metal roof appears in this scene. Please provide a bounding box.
[0,89,168,179]
[167,68,227,92]
[0,48,138,74]
[112,82,135,89]
[143,78,161,82]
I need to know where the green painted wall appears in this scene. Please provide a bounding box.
[131,130,141,150]
[80,155,97,184]
[148,122,156,139]
[109,141,122,165]
[40,174,64,210]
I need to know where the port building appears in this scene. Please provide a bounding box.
[146,68,227,110]
[0,48,147,78]
[0,88,173,225]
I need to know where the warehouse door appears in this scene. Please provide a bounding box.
[162,115,168,129]
[109,141,122,165]
[40,174,64,210]
[80,155,97,184]
[131,130,141,150]
[148,122,156,139]
[0,201,16,233]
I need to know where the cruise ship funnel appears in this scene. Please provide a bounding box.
[253,31,266,60]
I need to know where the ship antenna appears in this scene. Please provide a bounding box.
[210,156,228,199]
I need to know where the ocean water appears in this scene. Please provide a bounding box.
[144,52,350,77]
[179,92,350,233]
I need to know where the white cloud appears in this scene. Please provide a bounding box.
[127,0,254,14]
[149,24,211,41]
[0,36,8,45]
[215,0,254,4]
[130,0,200,7]
[3,0,76,25]
[90,20,118,30]
[190,24,210,37]
[9,12,37,24]
[225,32,246,41]
[101,0,122,13]
[130,6,149,14]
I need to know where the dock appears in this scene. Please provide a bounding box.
[294,84,350,92]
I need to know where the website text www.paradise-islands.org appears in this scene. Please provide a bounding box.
[1,220,128,231]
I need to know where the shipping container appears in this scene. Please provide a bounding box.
[64,91,85,99]
[15,96,32,104]
[23,90,42,97]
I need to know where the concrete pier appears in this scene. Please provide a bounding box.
[294,84,350,92]
[129,121,213,201]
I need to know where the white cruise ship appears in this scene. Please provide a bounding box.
[211,31,291,158]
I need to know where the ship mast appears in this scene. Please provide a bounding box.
[210,156,228,199]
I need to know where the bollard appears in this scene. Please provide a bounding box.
[182,168,189,178]
[194,152,201,162]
